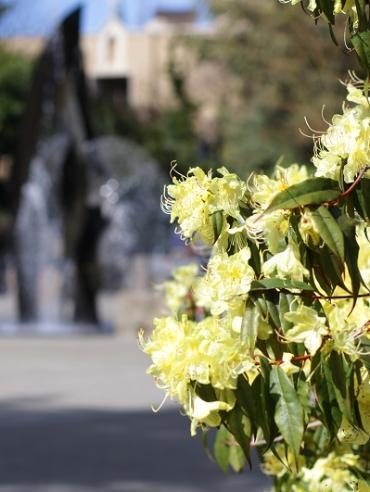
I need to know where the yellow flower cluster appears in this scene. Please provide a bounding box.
[313,84,370,183]
[141,315,257,434]
[162,167,247,245]
[300,452,365,491]
[195,247,255,315]
[263,446,367,492]
[161,263,199,315]
[263,243,309,282]
[247,165,308,254]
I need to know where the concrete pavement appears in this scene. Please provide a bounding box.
[0,334,271,491]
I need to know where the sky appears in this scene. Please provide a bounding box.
[0,0,210,37]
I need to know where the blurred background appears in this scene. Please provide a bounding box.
[0,0,356,490]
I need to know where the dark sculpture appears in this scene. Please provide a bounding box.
[12,8,108,324]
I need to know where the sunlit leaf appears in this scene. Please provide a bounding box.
[264,178,339,214]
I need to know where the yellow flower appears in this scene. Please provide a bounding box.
[313,83,370,183]
[162,166,246,245]
[195,247,255,315]
[284,305,328,355]
[262,244,309,282]
[301,452,364,492]
[163,167,214,244]
[188,390,235,436]
[322,297,370,356]
[247,165,308,253]
[250,164,308,211]
[161,263,198,315]
[299,209,321,247]
[141,314,258,430]
[280,352,300,376]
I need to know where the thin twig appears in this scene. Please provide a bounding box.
[325,165,370,206]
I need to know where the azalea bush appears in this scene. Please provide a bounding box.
[141,2,370,491]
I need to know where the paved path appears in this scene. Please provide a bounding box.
[0,334,271,492]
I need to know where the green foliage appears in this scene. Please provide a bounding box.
[0,45,32,156]
[264,178,340,213]
[181,0,355,174]
[142,2,370,491]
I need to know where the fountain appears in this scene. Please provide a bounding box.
[0,7,171,334]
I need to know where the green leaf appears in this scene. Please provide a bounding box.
[264,178,339,214]
[251,361,278,449]
[211,211,224,242]
[241,301,259,355]
[296,377,310,421]
[343,229,361,308]
[194,383,217,402]
[228,443,246,473]
[227,405,252,468]
[315,364,342,439]
[354,0,368,32]
[250,278,314,292]
[315,246,349,294]
[279,292,294,335]
[358,178,370,222]
[235,375,259,433]
[270,366,304,468]
[201,427,214,462]
[214,425,231,473]
[329,351,347,401]
[248,239,262,276]
[309,206,344,262]
[351,30,370,73]
[318,0,335,23]
[327,352,354,424]
[265,294,281,330]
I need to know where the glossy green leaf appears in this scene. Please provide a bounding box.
[241,301,258,355]
[315,372,342,440]
[351,30,370,73]
[236,376,259,434]
[228,443,246,473]
[324,354,353,424]
[214,425,231,473]
[315,246,349,294]
[227,405,252,467]
[201,427,214,462]
[343,229,361,308]
[250,278,314,292]
[270,366,304,467]
[309,206,344,262]
[265,294,281,330]
[358,178,370,222]
[264,178,339,214]
[318,0,335,23]
[211,211,224,243]
[252,360,278,449]
[279,292,294,334]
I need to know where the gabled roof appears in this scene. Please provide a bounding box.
[0,0,210,38]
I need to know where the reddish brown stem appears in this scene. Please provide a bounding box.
[326,165,369,206]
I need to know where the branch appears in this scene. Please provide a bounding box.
[325,165,370,206]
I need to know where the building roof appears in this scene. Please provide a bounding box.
[0,0,210,38]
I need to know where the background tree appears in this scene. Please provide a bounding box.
[178,0,359,174]
[0,46,32,157]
